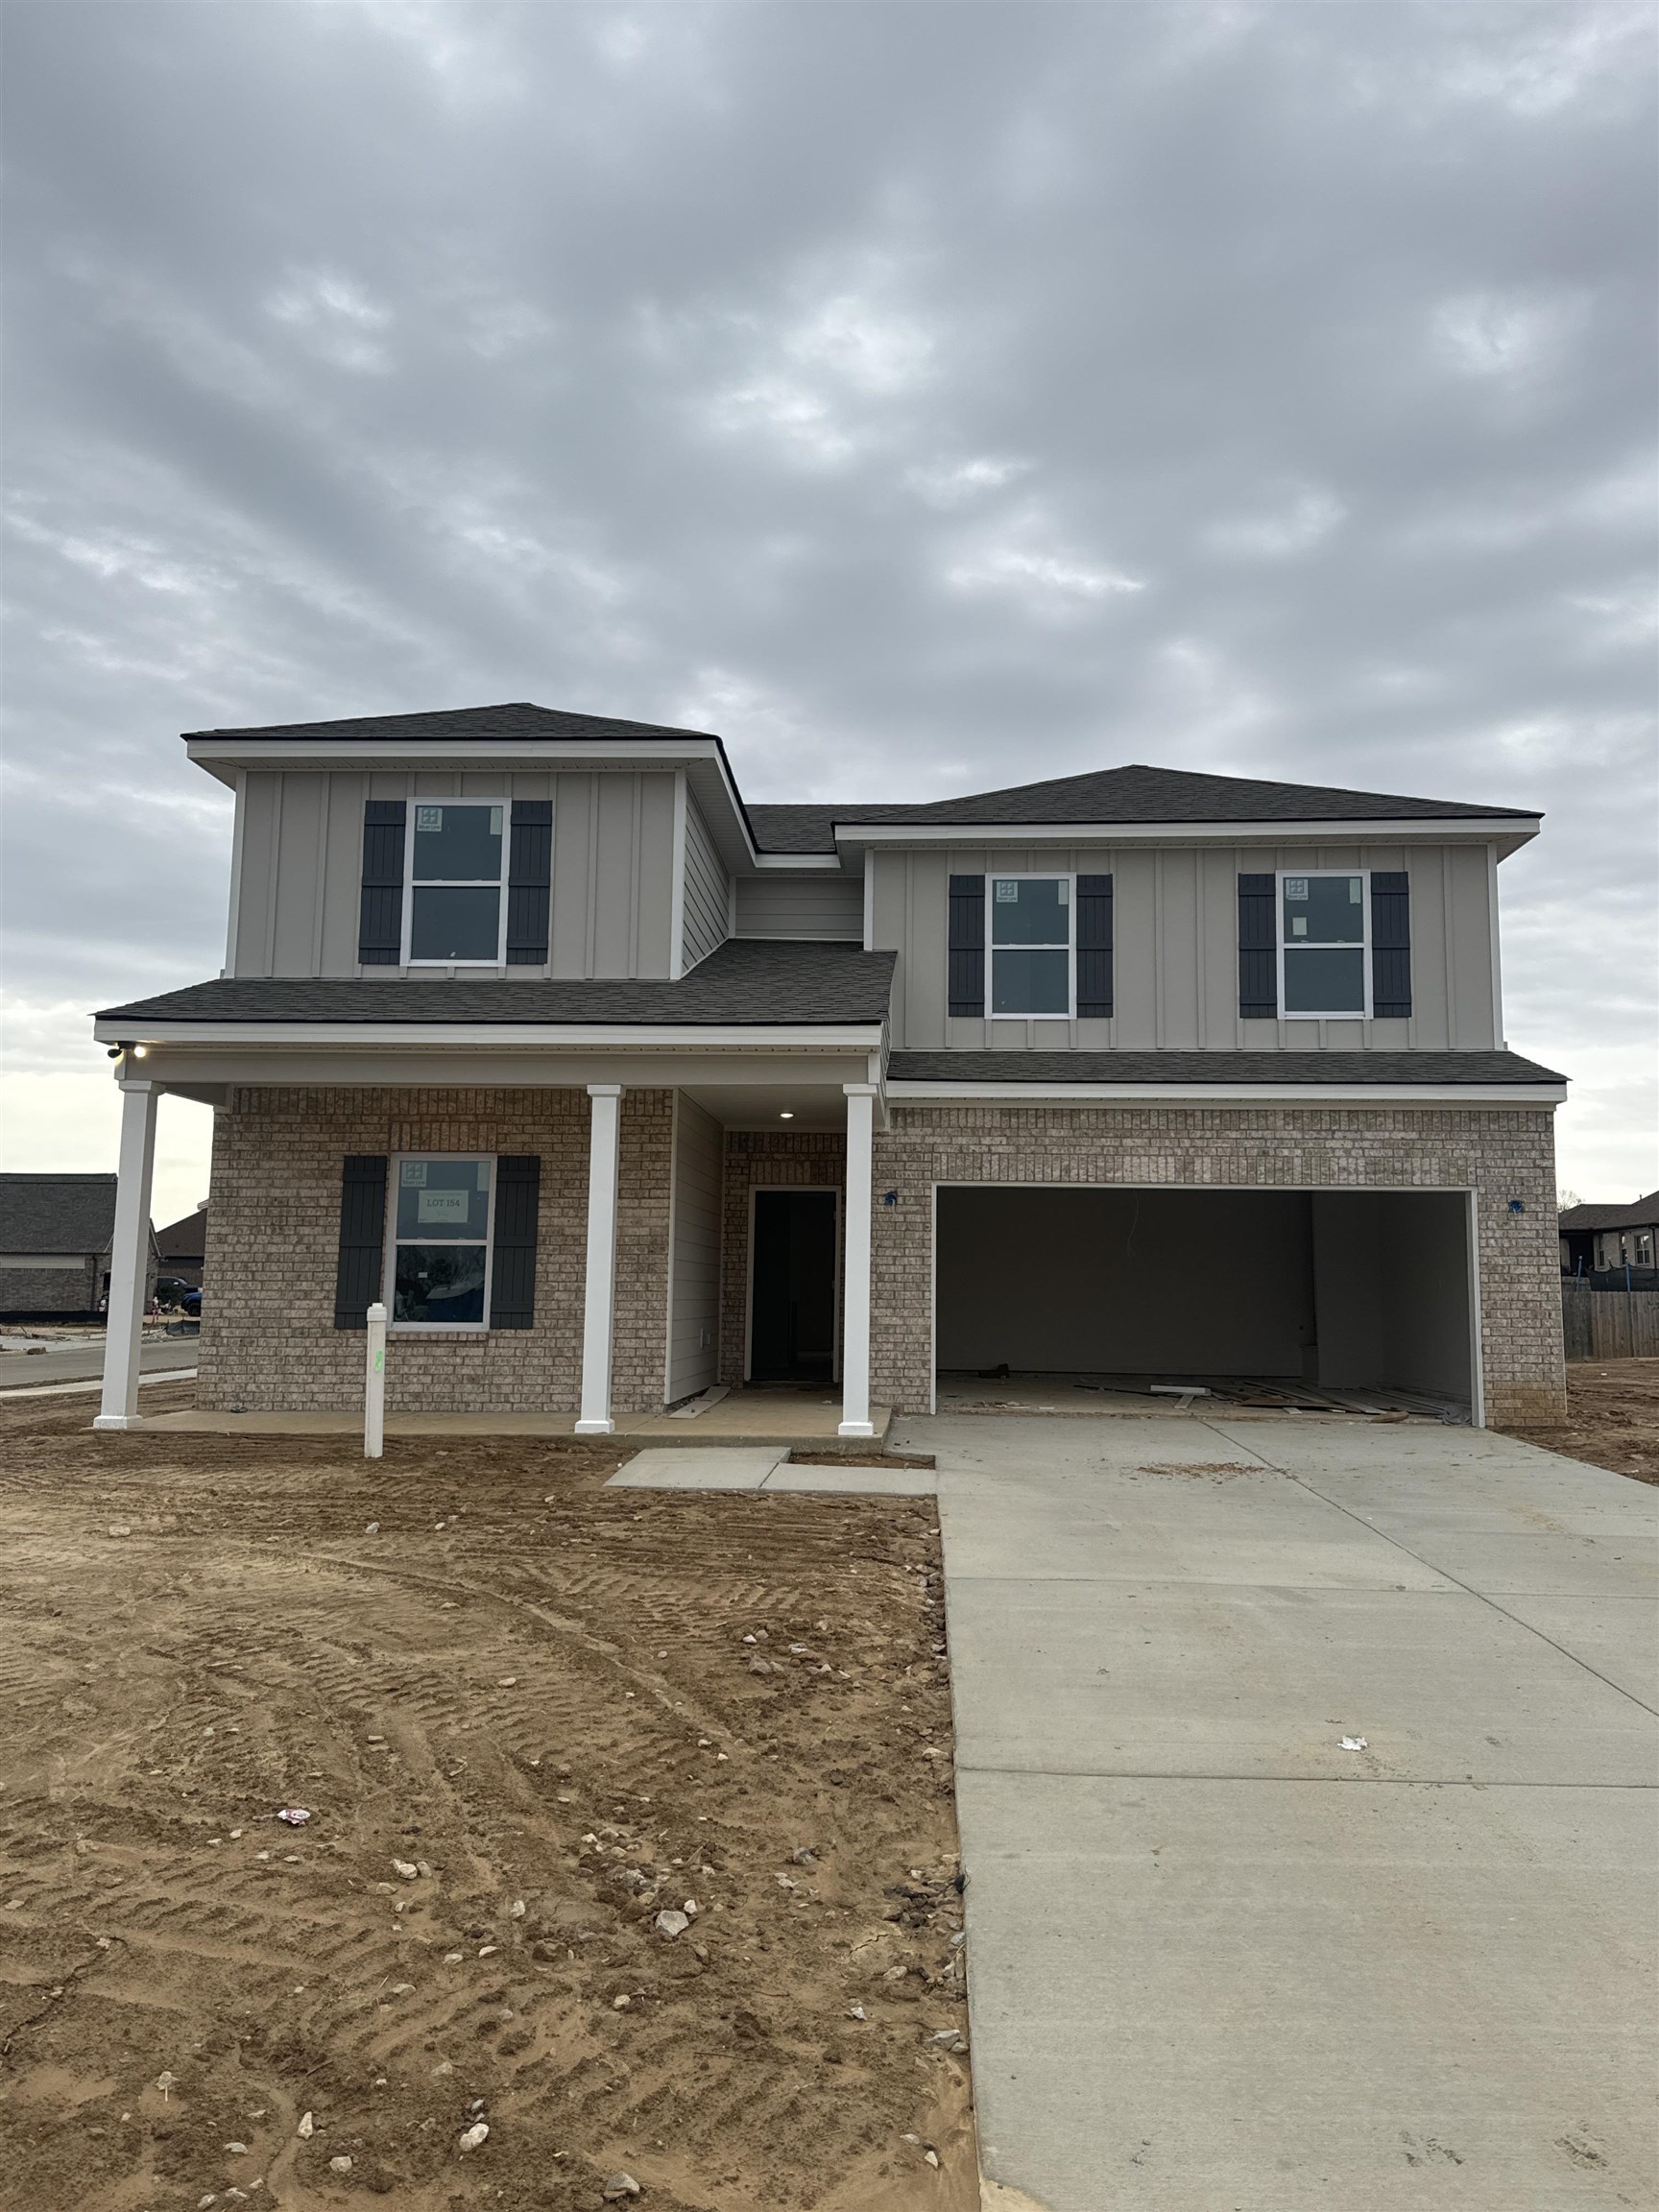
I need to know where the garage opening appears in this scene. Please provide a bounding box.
[934,1187,1476,1418]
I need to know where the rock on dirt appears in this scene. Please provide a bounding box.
[602,2176,642,2201]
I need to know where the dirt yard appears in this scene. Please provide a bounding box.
[1494,1356,1659,1485]
[0,1386,974,2210]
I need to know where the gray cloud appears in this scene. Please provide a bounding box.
[2,0,1653,1195]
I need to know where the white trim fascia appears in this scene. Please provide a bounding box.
[885,1080,1567,1105]
[187,733,769,876]
[1487,845,1505,1048]
[835,816,1539,851]
[94,1018,887,1051]
[753,852,845,872]
[1466,1189,1486,1429]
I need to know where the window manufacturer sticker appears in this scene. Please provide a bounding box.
[490,806,503,835]
[401,1162,428,1186]
[1285,878,1309,900]
[1057,881,1070,903]
[416,805,444,833]
[1349,878,1362,902]
[994,880,1018,902]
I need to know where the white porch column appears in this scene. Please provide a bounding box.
[839,1081,878,1439]
[93,1077,158,1432]
[576,1083,624,1435]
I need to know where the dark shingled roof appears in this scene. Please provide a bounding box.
[156,1206,208,1264]
[183,702,717,747]
[1557,1191,1659,1232]
[887,1049,1566,1087]
[750,765,1536,852]
[0,1172,120,1253]
[97,940,896,1028]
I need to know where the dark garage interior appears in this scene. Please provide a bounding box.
[934,1186,1475,1411]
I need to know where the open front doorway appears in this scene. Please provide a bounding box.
[749,1188,839,1382]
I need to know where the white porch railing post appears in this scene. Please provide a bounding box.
[576,1084,624,1435]
[364,1302,387,1458]
[93,1077,158,1432]
[839,1082,877,1439]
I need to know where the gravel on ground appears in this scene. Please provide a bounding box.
[0,1383,974,2210]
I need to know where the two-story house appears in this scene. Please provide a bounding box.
[91,703,1569,1435]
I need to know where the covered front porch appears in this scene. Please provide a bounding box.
[87,1022,891,1444]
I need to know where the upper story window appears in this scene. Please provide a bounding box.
[389,1155,493,1327]
[1280,871,1369,1018]
[990,875,1071,1017]
[406,803,506,964]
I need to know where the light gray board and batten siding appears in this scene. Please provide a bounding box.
[232,769,680,981]
[870,841,1502,1052]
[681,793,731,974]
[667,1094,722,1402]
[733,876,865,942]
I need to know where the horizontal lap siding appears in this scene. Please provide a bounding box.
[733,878,864,941]
[668,1095,722,1399]
[682,798,730,971]
[863,1104,1564,1427]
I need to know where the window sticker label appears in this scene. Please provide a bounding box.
[1286,878,1309,900]
[1057,880,1070,903]
[995,880,1018,902]
[1349,878,1362,902]
[416,805,444,833]
[490,805,503,835]
[401,1162,428,1186]
[418,1190,469,1223]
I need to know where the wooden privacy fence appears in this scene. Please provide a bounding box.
[1561,1281,1659,1361]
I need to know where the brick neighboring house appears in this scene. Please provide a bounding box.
[1558,1192,1659,1281]
[0,1172,157,1319]
[90,704,1569,1431]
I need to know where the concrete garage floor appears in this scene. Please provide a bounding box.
[890,1414,1659,2212]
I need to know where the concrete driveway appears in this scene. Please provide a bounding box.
[892,1413,1659,2211]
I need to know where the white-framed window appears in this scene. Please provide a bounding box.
[402,801,508,965]
[1634,1230,1654,1267]
[988,873,1073,1018]
[1278,870,1370,1020]
[387,1155,494,1329]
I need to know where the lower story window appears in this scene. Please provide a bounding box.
[391,1156,493,1327]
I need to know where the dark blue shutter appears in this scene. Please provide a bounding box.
[948,875,985,1017]
[358,802,406,966]
[334,1156,387,1329]
[1076,875,1113,1018]
[1371,872,1411,1018]
[489,1155,540,1329]
[1238,874,1277,1019]
[506,802,551,966]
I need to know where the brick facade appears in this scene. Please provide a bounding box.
[867,1102,1566,1426]
[197,1088,1565,1429]
[197,1086,671,1414]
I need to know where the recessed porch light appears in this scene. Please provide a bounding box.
[779,1111,794,1119]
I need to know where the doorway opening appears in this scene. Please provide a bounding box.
[749,1188,839,1383]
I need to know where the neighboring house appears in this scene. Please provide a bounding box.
[1558,1193,1659,1279]
[0,1172,157,1319]
[156,1200,209,1288]
[90,703,1568,1432]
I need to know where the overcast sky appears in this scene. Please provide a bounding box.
[2,0,1654,1222]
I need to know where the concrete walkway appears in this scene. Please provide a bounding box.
[892,1414,1659,2212]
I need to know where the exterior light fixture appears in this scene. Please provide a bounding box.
[779,1110,794,1119]
[132,1045,150,1058]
